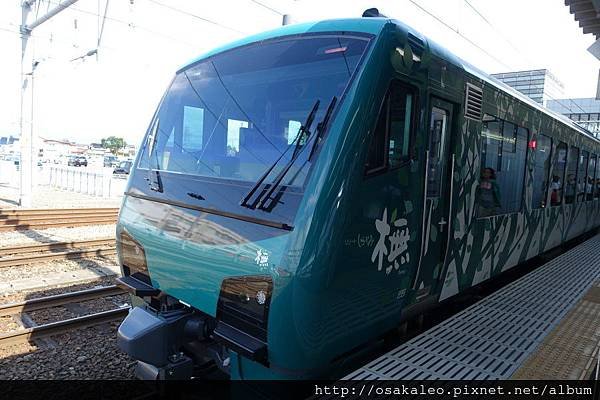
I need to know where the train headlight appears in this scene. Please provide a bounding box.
[118,230,150,283]
[217,275,273,342]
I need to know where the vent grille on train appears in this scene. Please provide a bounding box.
[464,83,483,121]
[407,33,425,56]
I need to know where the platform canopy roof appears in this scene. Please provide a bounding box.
[566,0,600,38]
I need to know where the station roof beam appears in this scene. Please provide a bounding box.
[566,0,600,38]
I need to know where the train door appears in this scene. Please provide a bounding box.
[410,97,454,303]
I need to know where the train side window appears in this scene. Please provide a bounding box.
[532,134,552,209]
[182,106,205,151]
[499,125,527,213]
[365,81,416,175]
[427,107,448,197]
[478,115,527,217]
[551,141,567,206]
[388,81,415,169]
[587,154,596,201]
[226,119,249,154]
[565,146,579,204]
[596,155,600,199]
[478,116,503,217]
[364,94,389,174]
[580,150,589,202]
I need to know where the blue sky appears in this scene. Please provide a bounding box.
[0,0,596,145]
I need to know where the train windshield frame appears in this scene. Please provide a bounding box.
[138,33,372,194]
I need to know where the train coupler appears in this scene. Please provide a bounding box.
[135,354,194,380]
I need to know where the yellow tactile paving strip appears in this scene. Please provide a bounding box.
[511,280,600,379]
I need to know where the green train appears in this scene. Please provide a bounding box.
[115,10,600,380]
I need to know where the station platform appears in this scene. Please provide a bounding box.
[345,235,600,380]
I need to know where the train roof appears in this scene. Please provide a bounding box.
[177,18,388,73]
[394,18,598,142]
[462,61,597,141]
[177,17,596,143]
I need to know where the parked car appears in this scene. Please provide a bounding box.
[113,160,132,175]
[103,155,119,167]
[67,155,88,167]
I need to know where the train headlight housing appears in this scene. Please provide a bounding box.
[217,275,273,342]
[118,230,150,283]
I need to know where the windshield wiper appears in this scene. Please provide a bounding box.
[240,99,320,210]
[258,96,338,212]
[308,96,337,161]
[145,118,163,193]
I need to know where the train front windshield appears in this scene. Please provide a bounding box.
[138,34,369,221]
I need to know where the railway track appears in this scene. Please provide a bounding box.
[0,285,128,346]
[0,238,117,268]
[0,208,118,232]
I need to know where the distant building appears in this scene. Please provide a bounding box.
[37,138,79,162]
[0,136,20,158]
[117,144,136,158]
[546,98,600,138]
[0,136,19,146]
[491,69,565,106]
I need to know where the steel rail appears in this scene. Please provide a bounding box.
[0,217,117,232]
[0,307,130,346]
[0,207,119,217]
[0,247,116,268]
[0,214,117,225]
[0,208,119,231]
[0,285,125,317]
[0,238,115,257]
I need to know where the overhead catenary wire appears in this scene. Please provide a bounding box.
[545,91,590,120]
[409,0,589,118]
[249,0,283,16]
[460,1,589,116]
[144,0,246,34]
[463,0,534,65]
[42,0,207,47]
[0,23,149,62]
[407,0,513,70]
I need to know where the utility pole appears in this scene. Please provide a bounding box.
[19,0,80,207]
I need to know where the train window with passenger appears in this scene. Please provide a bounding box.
[565,146,579,204]
[478,115,527,217]
[531,134,552,209]
[551,141,567,206]
[578,150,588,202]
[365,81,416,175]
[587,154,596,201]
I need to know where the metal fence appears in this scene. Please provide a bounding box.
[47,165,125,198]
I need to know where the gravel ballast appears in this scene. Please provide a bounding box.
[0,321,136,379]
[0,277,117,305]
[0,257,118,289]
[25,294,130,326]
